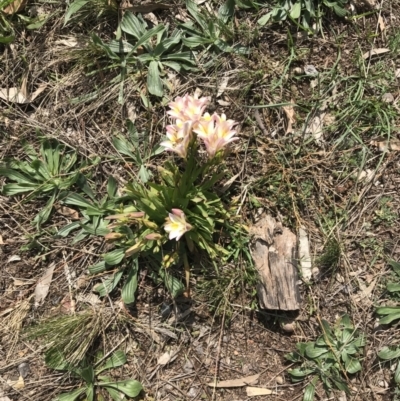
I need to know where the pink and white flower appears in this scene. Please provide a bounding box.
[194,113,238,158]
[164,209,192,241]
[167,94,209,124]
[160,121,192,158]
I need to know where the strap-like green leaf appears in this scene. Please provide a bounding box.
[147,60,163,96]
[93,271,124,296]
[54,387,86,401]
[99,379,143,397]
[103,249,125,266]
[64,0,89,26]
[121,261,139,304]
[378,346,400,360]
[96,350,127,374]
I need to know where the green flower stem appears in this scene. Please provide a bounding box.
[183,251,191,298]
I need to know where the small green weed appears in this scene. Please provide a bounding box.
[378,346,400,386]
[88,12,197,100]
[317,237,341,271]
[0,1,51,43]
[47,350,142,401]
[179,0,248,55]
[0,137,94,227]
[257,0,348,33]
[63,0,118,26]
[376,260,400,325]
[286,315,365,400]
[373,197,398,227]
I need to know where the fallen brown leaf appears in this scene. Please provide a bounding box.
[10,375,24,389]
[282,102,296,134]
[377,15,385,32]
[157,349,179,366]
[246,386,277,396]
[3,0,27,14]
[56,205,80,220]
[34,262,56,307]
[362,48,390,59]
[370,140,400,152]
[207,373,260,388]
[0,82,47,104]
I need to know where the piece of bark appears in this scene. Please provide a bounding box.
[250,215,301,310]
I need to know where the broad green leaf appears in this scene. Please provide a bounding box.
[96,350,127,374]
[138,165,151,183]
[154,35,181,57]
[257,11,272,26]
[104,386,124,401]
[147,60,163,96]
[344,356,362,374]
[394,361,400,384]
[218,0,235,22]
[378,346,400,360]
[54,387,86,401]
[159,269,184,298]
[120,12,145,40]
[378,311,400,325]
[333,4,347,17]
[389,260,400,277]
[107,176,118,198]
[162,51,196,63]
[93,271,124,296]
[182,35,211,48]
[57,221,82,237]
[0,167,36,184]
[215,39,235,54]
[123,16,165,54]
[78,366,95,384]
[99,380,143,397]
[285,351,303,363]
[63,192,96,209]
[0,34,15,44]
[288,367,315,382]
[321,319,334,342]
[290,2,301,19]
[112,136,137,160]
[376,306,400,315]
[1,183,38,195]
[341,328,354,344]
[64,0,89,25]
[103,249,125,266]
[108,39,135,54]
[387,283,400,293]
[331,378,350,394]
[305,343,329,359]
[34,192,56,226]
[185,0,208,30]
[88,261,107,274]
[85,384,94,401]
[121,261,139,304]
[27,14,50,30]
[303,377,318,401]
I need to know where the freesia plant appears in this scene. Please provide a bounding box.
[90,93,241,302]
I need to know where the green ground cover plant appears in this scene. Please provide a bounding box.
[286,315,365,400]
